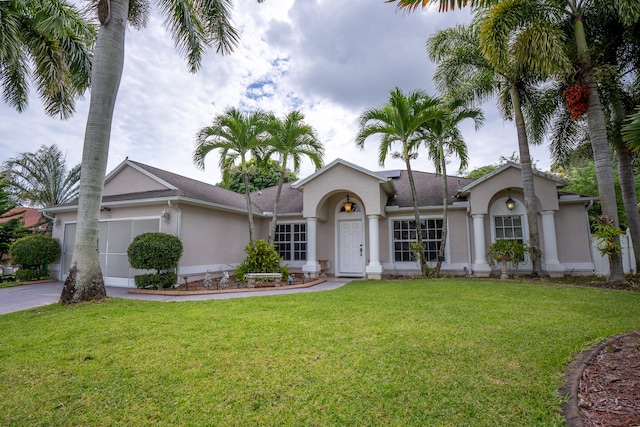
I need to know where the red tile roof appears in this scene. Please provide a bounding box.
[0,207,46,229]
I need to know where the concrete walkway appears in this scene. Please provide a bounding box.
[0,279,352,315]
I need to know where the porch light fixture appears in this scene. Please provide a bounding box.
[342,194,357,213]
[505,189,516,211]
[161,210,170,223]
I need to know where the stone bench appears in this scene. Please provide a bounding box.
[245,273,282,288]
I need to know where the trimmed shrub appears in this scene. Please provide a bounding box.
[127,232,183,273]
[9,234,60,268]
[134,272,177,290]
[127,232,183,289]
[234,239,289,281]
[15,269,49,282]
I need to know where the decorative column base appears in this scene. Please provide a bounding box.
[472,263,492,277]
[366,263,383,280]
[302,262,321,279]
[543,262,566,278]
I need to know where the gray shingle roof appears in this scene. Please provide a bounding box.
[129,161,250,210]
[386,170,475,208]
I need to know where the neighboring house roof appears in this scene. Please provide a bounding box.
[0,207,47,230]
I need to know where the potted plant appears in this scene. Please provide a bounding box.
[487,239,528,280]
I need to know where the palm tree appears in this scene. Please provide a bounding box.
[623,108,640,150]
[356,87,443,275]
[2,144,80,208]
[390,0,640,282]
[194,107,270,243]
[479,1,572,276]
[418,98,483,274]
[427,17,561,276]
[61,0,260,305]
[0,0,94,118]
[263,111,324,243]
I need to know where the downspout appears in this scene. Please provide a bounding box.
[465,206,472,277]
[168,200,182,285]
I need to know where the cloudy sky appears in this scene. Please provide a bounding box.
[0,0,552,185]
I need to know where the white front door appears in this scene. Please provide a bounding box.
[339,220,365,276]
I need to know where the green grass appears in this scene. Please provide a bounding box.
[0,280,19,289]
[1,279,638,426]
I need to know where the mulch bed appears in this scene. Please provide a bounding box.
[577,331,640,426]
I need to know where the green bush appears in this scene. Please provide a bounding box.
[133,272,177,290]
[9,234,60,268]
[127,232,183,273]
[234,239,288,281]
[14,269,49,282]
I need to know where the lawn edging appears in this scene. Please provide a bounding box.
[129,278,327,296]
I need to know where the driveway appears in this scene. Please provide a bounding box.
[0,279,351,315]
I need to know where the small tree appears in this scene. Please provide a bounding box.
[127,233,183,289]
[591,215,625,278]
[487,239,528,280]
[234,239,289,282]
[9,234,60,281]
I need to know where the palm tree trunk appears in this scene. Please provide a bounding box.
[60,0,128,304]
[242,170,255,243]
[404,145,426,275]
[509,84,541,276]
[616,144,640,266]
[573,15,624,281]
[435,146,447,274]
[268,161,287,244]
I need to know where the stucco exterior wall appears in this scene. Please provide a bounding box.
[301,163,386,218]
[179,204,251,276]
[103,166,167,196]
[468,168,560,215]
[555,203,594,269]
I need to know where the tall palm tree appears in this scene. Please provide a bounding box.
[479,1,571,275]
[390,0,640,282]
[0,0,94,118]
[194,107,270,243]
[356,87,443,275]
[427,15,563,276]
[418,98,483,274]
[61,0,260,304]
[263,111,324,243]
[2,144,80,208]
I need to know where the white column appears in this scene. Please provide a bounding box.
[541,210,565,277]
[366,215,382,279]
[302,217,320,277]
[472,214,491,277]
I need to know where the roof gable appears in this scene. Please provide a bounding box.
[458,162,568,195]
[292,158,395,195]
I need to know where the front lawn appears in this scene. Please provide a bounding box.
[1,279,638,426]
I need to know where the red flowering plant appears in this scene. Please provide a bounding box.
[563,82,590,120]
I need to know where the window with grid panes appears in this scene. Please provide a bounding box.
[494,215,525,260]
[494,215,523,242]
[393,219,443,262]
[274,223,306,261]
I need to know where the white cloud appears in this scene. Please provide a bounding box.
[0,0,552,187]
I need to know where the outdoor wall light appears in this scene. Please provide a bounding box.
[341,194,357,213]
[505,189,516,211]
[161,210,170,223]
